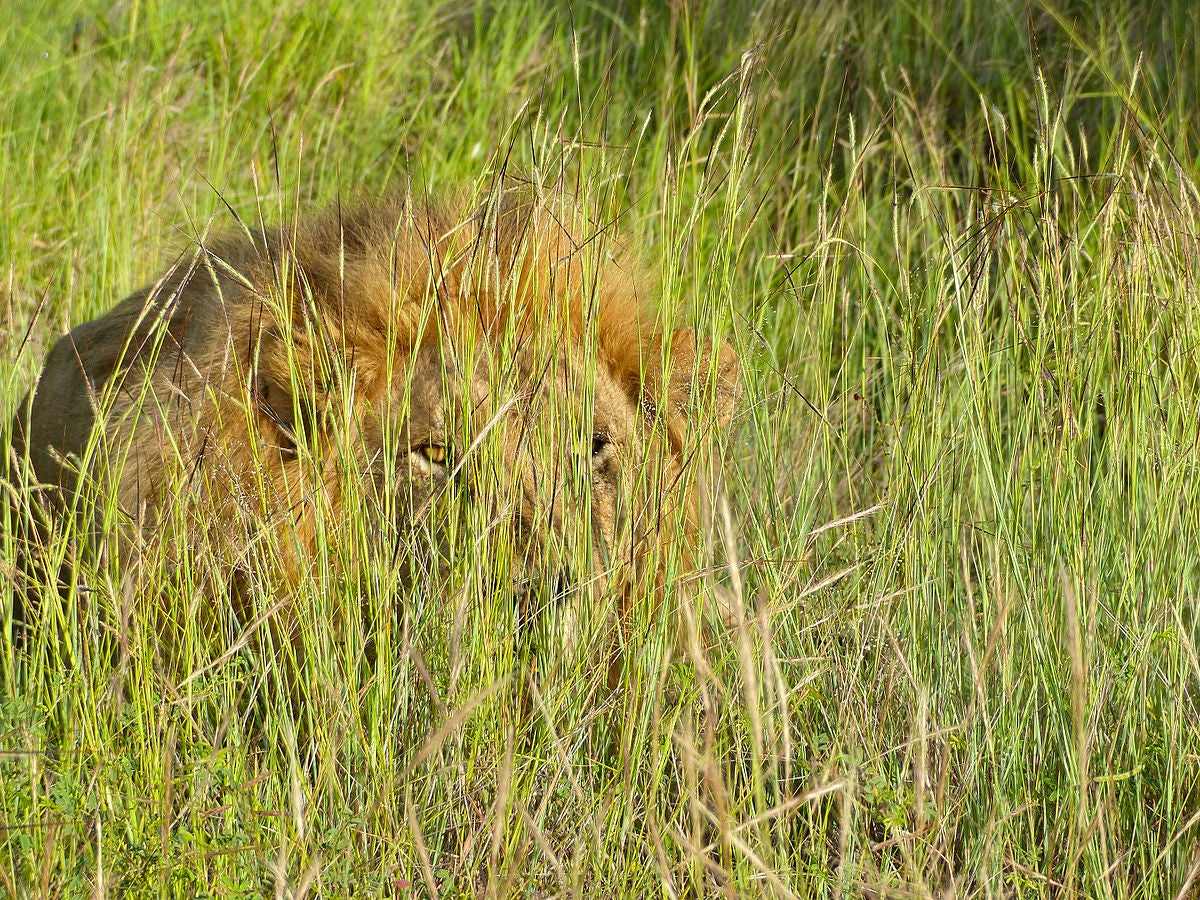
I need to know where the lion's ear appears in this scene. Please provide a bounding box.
[251,325,326,453]
[253,371,302,452]
[649,328,741,431]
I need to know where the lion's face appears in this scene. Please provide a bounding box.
[15,192,740,651]
[255,331,694,614]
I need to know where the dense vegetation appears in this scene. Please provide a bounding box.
[3,0,1200,895]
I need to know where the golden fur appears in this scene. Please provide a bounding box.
[12,188,740,649]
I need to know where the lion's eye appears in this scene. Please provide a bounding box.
[414,442,447,467]
[591,433,612,465]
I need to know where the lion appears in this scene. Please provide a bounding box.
[9,187,740,674]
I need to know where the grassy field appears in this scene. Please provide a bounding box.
[3,0,1200,896]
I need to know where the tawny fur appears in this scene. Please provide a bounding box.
[13,187,740,646]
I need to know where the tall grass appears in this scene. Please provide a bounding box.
[3,0,1200,895]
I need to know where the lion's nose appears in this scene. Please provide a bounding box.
[512,492,562,547]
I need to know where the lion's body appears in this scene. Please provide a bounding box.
[12,189,739,649]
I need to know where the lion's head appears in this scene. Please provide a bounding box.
[13,188,740,652]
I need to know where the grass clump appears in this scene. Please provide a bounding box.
[3,0,1200,896]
